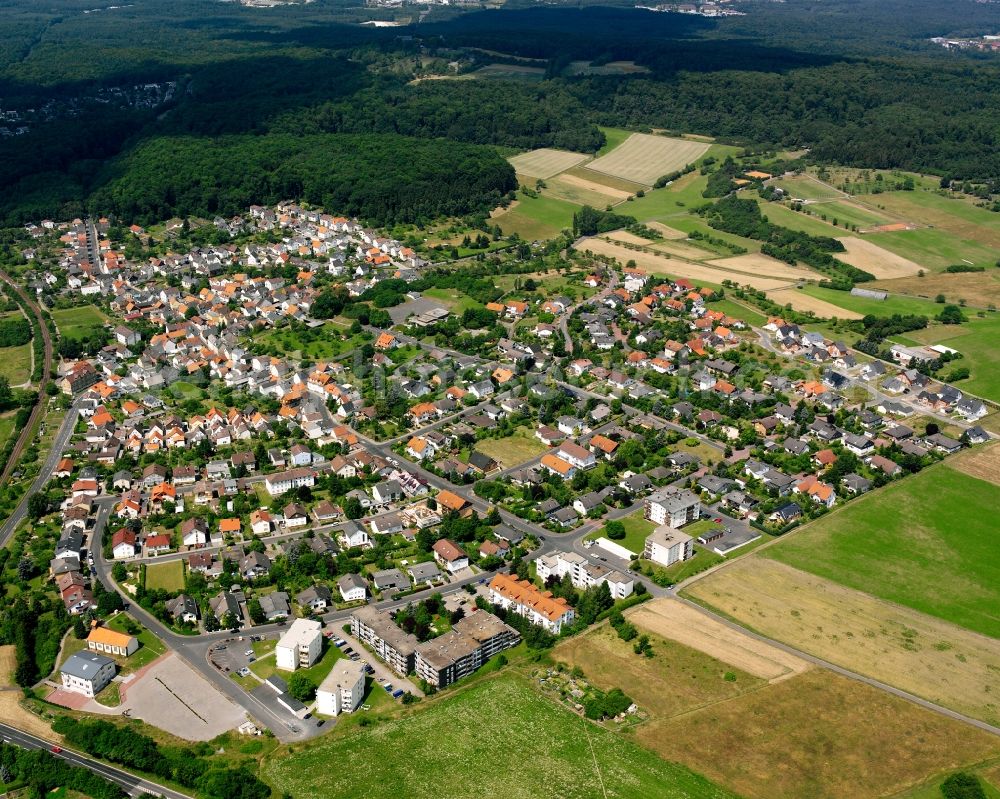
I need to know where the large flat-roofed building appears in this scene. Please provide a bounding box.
[644,488,701,528]
[644,524,694,567]
[351,606,418,676]
[61,651,116,697]
[316,659,366,716]
[275,618,323,671]
[414,611,520,690]
[535,551,634,599]
[487,573,575,634]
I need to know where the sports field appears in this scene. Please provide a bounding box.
[587,133,711,186]
[144,560,185,592]
[508,148,590,180]
[263,674,737,799]
[685,557,1000,725]
[767,461,1000,637]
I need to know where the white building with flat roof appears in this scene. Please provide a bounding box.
[644,525,694,567]
[316,659,366,716]
[644,488,701,528]
[275,618,323,671]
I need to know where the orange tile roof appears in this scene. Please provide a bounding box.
[489,573,571,622]
[87,627,134,648]
[436,490,469,512]
[541,453,574,475]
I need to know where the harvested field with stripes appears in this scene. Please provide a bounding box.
[586,133,711,185]
[508,148,590,179]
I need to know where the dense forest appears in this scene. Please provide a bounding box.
[3,0,1000,225]
[89,134,517,226]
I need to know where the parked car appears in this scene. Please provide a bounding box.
[244,649,254,657]
[238,667,251,677]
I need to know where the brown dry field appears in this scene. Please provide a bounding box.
[768,287,865,319]
[507,147,590,180]
[554,172,633,200]
[574,237,792,290]
[948,441,1000,486]
[646,221,688,239]
[685,558,1000,724]
[870,270,1000,307]
[836,236,923,278]
[627,598,809,681]
[644,669,1000,799]
[606,230,657,246]
[707,253,822,281]
[651,239,718,261]
[0,644,62,740]
[553,622,767,720]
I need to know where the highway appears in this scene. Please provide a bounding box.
[0,721,193,799]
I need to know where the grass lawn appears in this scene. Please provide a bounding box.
[904,312,1000,403]
[643,536,725,585]
[94,682,121,707]
[705,298,767,327]
[107,613,167,672]
[494,193,579,240]
[144,560,185,592]
[812,199,894,229]
[170,381,204,401]
[766,462,1000,637]
[0,411,17,451]
[858,188,1000,250]
[757,201,853,239]
[587,510,656,555]
[474,427,548,469]
[421,287,482,314]
[253,325,366,361]
[0,342,31,385]
[263,673,738,799]
[50,305,108,340]
[897,775,1000,799]
[252,639,342,684]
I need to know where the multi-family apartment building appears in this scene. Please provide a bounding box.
[414,611,520,690]
[351,606,418,675]
[535,551,634,599]
[487,573,576,633]
[644,488,701,528]
[275,618,323,671]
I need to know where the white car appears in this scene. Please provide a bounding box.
[238,667,251,677]
[244,649,254,657]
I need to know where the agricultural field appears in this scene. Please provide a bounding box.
[870,270,1000,309]
[765,460,1000,638]
[474,426,547,469]
[767,286,864,319]
[596,126,633,156]
[554,622,767,721]
[647,668,1000,799]
[705,299,768,326]
[263,673,737,799]
[834,236,923,278]
[508,148,590,180]
[902,312,1000,402]
[587,134,711,186]
[574,237,791,291]
[684,557,1000,725]
[858,188,1000,249]
[867,226,999,272]
[769,174,845,201]
[757,200,856,239]
[50,304,108,340]
[144,560,185,593]
[797,285,941,319]
[493,194,578,240]
[705,253,820,282]
[546,173,633,207]
[470,63,545,80]
[813,199,896,229]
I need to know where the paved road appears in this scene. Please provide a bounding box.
[0,266,54,485]
[0,720,193,799]
[0,399,80,547]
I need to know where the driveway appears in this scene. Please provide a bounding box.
[120,653,246,741]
